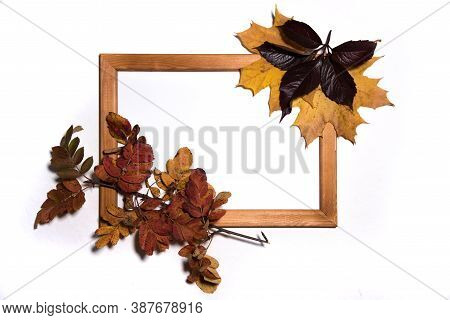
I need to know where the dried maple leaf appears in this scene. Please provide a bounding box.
[238,9,393,145]
[236,7,299,54]
[292,57,393,145]
[238,58,285,114]
[34,180,85,228]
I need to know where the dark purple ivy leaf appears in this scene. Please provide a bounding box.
[331,40,377,69]
[257,42,307,70]
[279,20,322,49]
[320,57,356,108]
[255,19,377,116]
[279,59,322,119]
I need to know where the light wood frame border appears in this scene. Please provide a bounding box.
[99,54,337,227]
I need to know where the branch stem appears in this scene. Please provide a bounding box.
[210,226,269,244]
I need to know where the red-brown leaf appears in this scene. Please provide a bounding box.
[208,209,226,222]
[183,169,214,218]
[34,183,85,228]
[138,217,170,255]
[62,179,81,193]
[98,141,153,193]
[106,112,132,144]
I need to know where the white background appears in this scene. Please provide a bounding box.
[0,0,449,316]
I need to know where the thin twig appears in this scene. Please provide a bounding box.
[83,178,150,200]
[210,226,269,244]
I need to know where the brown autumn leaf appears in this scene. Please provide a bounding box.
[292,57,393,145]
[98,136,154,193]
[138,211,171,255]
[166,193,208,243]
[50,126,92,179]
[178,245,221,293]
[150,187,161,198]
[94,164,116,184]
[106,112,132,144]
[183,169,214,218]
[196,266,221,294]
[50,146,74,171]
[211,192,231,210]
[34,181,85,228]
[62,179,81,193]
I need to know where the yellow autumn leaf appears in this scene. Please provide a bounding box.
[166,147,193,190]
[238,58,285,114]
[95,226,121,249]
[236,7,296,53]
[292,57,393,145]
[94,218,134,249]
[150,187,160,198]
[196,278,219,294]
[195,258,222,294]
[352,57,394,109]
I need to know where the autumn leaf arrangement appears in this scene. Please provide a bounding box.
[34,112,268,294]
[238,8,393,145]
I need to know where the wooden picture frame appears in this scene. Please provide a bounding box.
[99,54,337,227]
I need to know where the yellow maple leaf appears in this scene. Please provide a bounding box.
[352,57,393,110]
[236,7,299,53]
[238,58,285,114]
[237,9,393,146]
[292,57,393,145]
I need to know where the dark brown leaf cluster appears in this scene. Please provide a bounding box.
[35,126,93,228]
[51,125,93,180]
